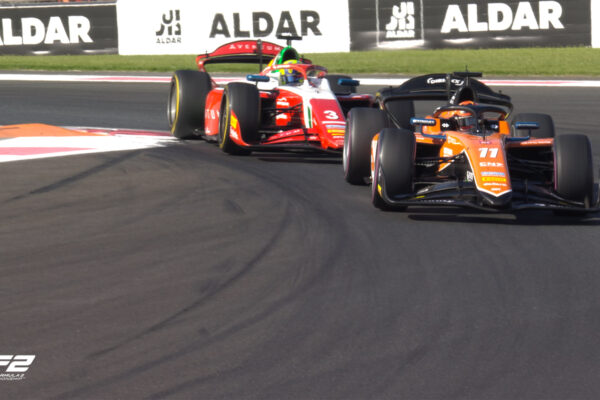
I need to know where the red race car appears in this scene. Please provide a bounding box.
[168,37,373,154]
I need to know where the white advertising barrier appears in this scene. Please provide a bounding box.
[117,0,350,55]
[593,0,600,48]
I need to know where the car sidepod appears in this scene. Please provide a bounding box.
[309,98,346,149]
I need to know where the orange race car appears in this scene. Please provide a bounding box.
[168,37,372,155]
[343,72,599,214]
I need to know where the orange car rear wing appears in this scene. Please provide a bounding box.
[378,72,513,108]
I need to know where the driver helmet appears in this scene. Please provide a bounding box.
[268,46,300,68]
[453,101,477,132]
[280,59,304,85]
[455,113,477,132]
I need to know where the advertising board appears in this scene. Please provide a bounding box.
[117,0,350,55]
[592,0,600,48]
[350,0,591,50]
[0,3,117,55]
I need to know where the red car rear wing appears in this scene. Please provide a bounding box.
[196,40,284,71]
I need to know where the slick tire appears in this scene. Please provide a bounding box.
[218,83,260,155]
[325,74,356,95]
[169,70,212,139]
[554,134,594,207]
[344,107,388,185]
[372,128,415,211]
[383,99,415,130]
[512,113,555,138]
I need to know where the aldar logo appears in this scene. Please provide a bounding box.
[209,11,322,39]
[156,10,181,44]
[0,16,92,46]
[385,2,416,39]
[377,0,423,47]
[441,1,565,33]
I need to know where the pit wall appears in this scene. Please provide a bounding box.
[0,0,596,55]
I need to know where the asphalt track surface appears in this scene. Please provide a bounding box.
[1,80,600,399]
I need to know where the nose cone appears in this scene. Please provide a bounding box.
[480,191,512,208]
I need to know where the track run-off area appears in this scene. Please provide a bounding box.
[1,74,600,399]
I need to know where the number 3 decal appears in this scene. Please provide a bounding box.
[324,110,339,120]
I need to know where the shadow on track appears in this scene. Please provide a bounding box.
[256,152,342,165]
[403,207,600,226]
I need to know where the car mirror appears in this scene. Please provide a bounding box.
[338,78,360,87]
[246,74,270,83]
[514,122,539,130]
[410,117,437,126]
[506,136,530,142]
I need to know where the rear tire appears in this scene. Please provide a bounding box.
[372,128,415,210]
[344,108,388,185]
[512,113,555,138]
[168,70,212,139]
[218,83,260,155]
[383,99,415,130]
[554,134,594,207]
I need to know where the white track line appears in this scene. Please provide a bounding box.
[1,73,600,87]
[0,127,177,163]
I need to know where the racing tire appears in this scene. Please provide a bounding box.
[218,83,260,155]
[512,113,555,138]
[372,128,415,211]
[344,107,388,185]
[325,74,356,95]
[383,99,415,130]
[168,70,212,139]
[554,134,594,208]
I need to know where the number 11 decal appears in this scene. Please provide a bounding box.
[479,147,499,158]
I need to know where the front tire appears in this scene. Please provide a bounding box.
[218,83,260,155]
[512,113,555,138]
[372,128,415,210]
[168,70,212,139]
[344,108,388,185]
[554,134,594,207]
